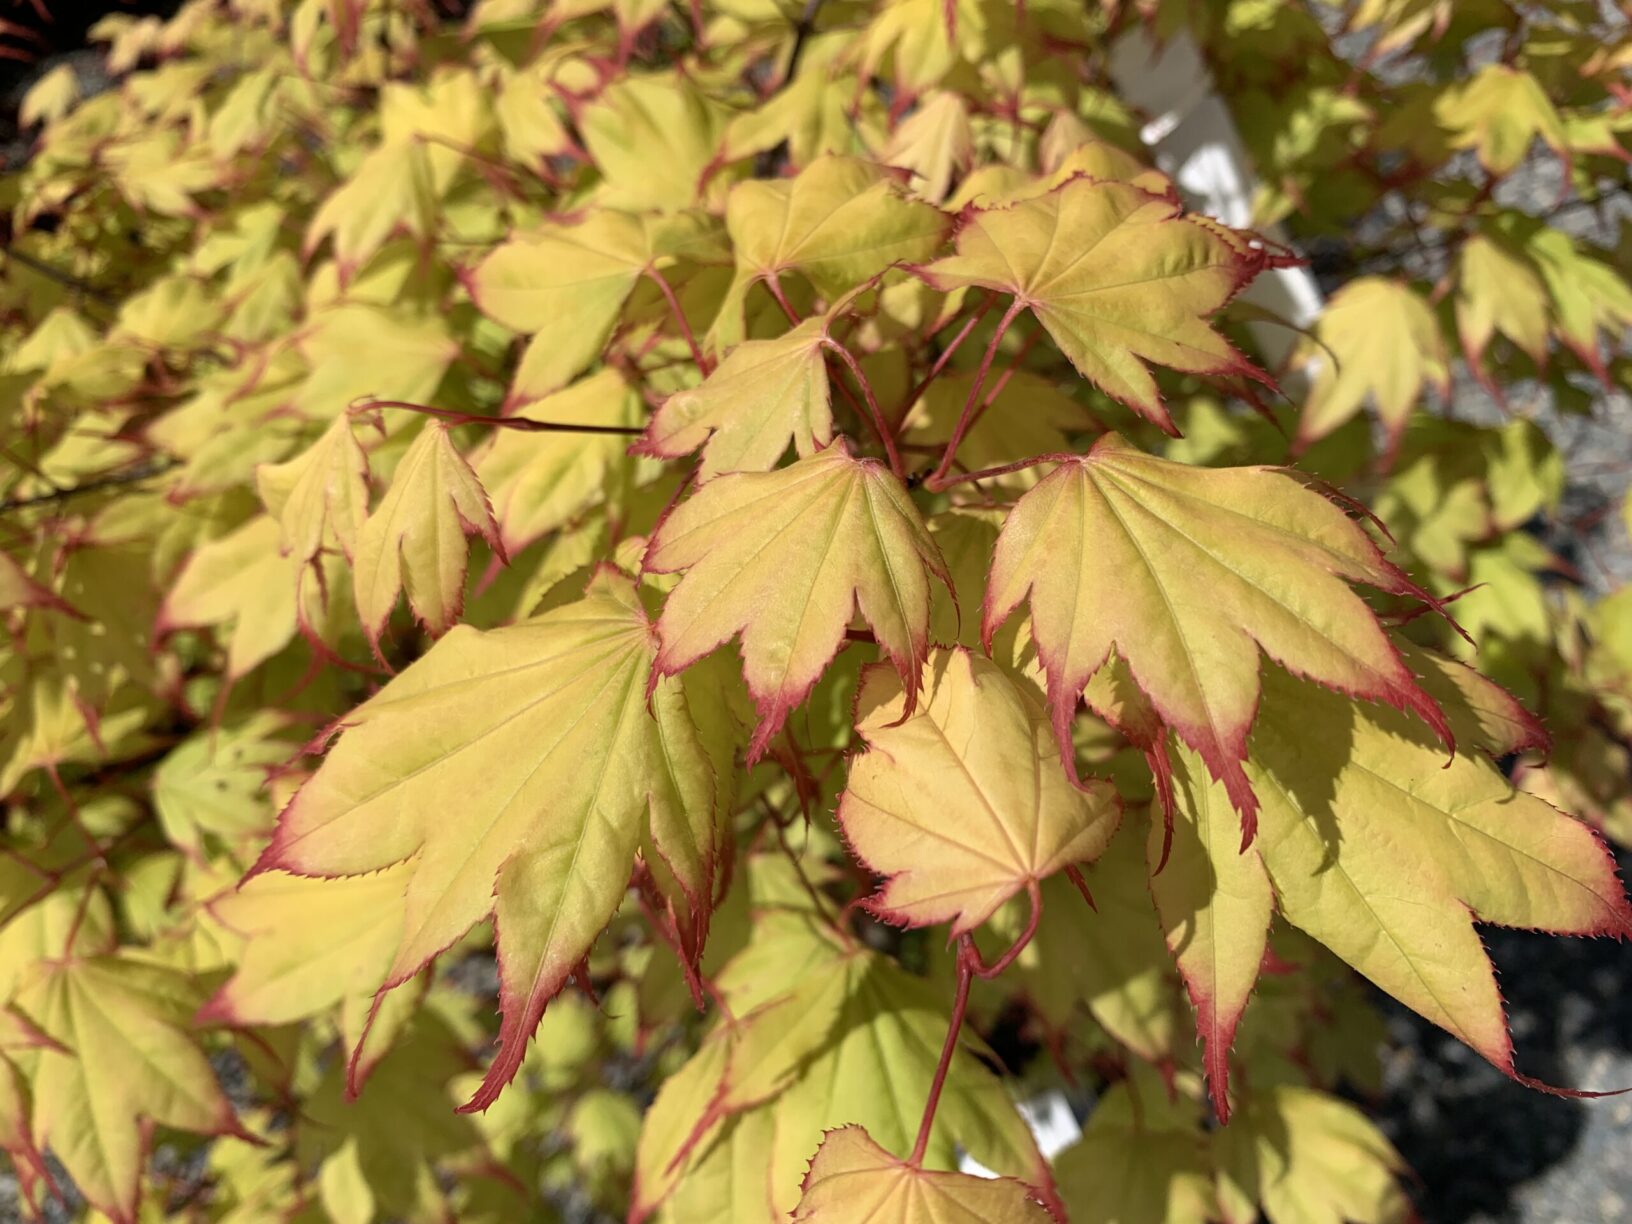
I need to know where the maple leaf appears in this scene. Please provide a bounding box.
[255,415,370,565]
[199,865,408,1029]
[253,571,734,1110]
[352,422,503,648]
[1435,64,1568,176]
[917,177,1269,433]
[793,1126,1056,1222]
[1214,1086,1410,1224]
[292,305,459,419]
[985,433,1451,843]
[16,956,247,1224]
[467,210,720,399]
[0,1007,56,1194]
[633,917,1050,1222]
[1295,276,1449,451]
[645,438,951,758]
[1003,827,1188,1067]
[305,141,436,279]
[882,91,974,203]
[839,649,1119,934]
[1154,658,1630,1119]
[633,316,832,478]
[714,156,951,343]
[1455,229,1550,380]
[1053,1066,1215,1224]
[159,515,325,682]
[579,74,725,213]
[152,714,294,856]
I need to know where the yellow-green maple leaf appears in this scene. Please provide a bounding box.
[985,434,1450,842]
[1053,1067,1214,1224]
[1214,1086,1410,1224]
[793,1125,1055,1223]
[634,915,1049,1222]
[1157,658,1629,1118]
[352,422,502,647]
[714,155,950,344]
[840,649,1119,934]
[255,415,371,565]
[253,571,732,1110]
[1435,64,1568,175]
[634,315,832,478]
[17,956,246,1224]
[199,865,408,1030]
[919,177,1268,434]
[645,439,950,758]
[468,210,719,399]
[1455,230,1550,379]
[1295,276,1448,450]
[159,515,321,682]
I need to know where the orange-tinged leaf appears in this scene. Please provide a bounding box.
[16,956,245,1224]
[918,178,1267,433]
[646,439,950,758]
[984,434,1451,843]
[793,1125,1056,1222]
[1295,277,1448,450]
[253,571,729,1111]
[352,423,502,646]
[634,317,832,478]
[840,649,1119,935]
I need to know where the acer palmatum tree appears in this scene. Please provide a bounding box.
[1,0,1630,1220]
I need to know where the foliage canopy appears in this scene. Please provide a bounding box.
[2,0,1631,1221]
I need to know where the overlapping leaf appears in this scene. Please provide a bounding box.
[794,1126,1056,1223]
[634,317,832,478]
[1154,653,1629,1117]
[1296,276,1448,449]
[918,177,1269,433]
[839,649,1119,934]
[253,571,734,1110]
[985,433,1451,842]
[352,422,502,647]
[16,956,246,1224]
[646,439,950,757]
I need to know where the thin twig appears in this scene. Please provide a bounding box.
[647,265,713,375]
[356,398,646,435]
[823,340,904,476]
[0,458,178,515]
[925,300,1023,491]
